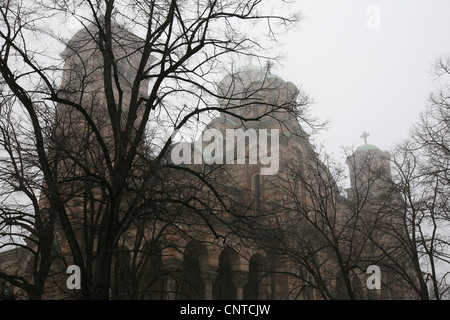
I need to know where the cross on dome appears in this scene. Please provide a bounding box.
[360,131,369,145]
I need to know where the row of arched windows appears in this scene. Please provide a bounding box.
[111,241,268,300]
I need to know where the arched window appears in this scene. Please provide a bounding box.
[251,173,262,215]
[182,241,206,300]
[245,254,265,300]
[303,273,316,300]
[214,249,237,300]
[139,241,163,300]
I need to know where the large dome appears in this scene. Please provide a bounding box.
[217,63,299,115]
[217,64,283,96]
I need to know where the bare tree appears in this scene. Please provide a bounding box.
[0,0,301,299]
[383,56,450,300]
[0,89,59,299]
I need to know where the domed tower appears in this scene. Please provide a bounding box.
[46,21,154,234]
[197,62,309,164]
[189,62,312,174]
[54,20,152,171]
[186,62,315,211]
[346,132,392,199]
[171,65,318,300]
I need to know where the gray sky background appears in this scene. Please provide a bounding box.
[61,1,450,162]
[270,0,450,160]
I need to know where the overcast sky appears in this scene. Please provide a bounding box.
[47,0,450,159]
[268,0,450,159]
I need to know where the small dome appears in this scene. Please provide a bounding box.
[355,144,381,153]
